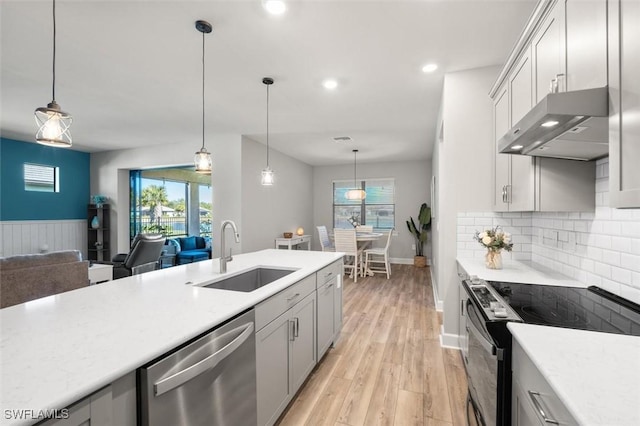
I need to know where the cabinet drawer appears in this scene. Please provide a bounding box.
[317,260,342,287]
[512,340,578,425]
[256,274,316,331]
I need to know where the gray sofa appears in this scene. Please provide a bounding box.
[0,250,89,308]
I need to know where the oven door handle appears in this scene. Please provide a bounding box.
[466,315,497,357]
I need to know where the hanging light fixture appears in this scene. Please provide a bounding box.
[194,20,213,174]
[261,77,275,186]
[35,0,72,148]
[345,149,366,200]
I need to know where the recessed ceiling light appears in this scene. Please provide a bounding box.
[263,0,286,15]
[511,144,524,150]
[421,63,438,73]
[541,120,559,127]
[323,79,338,90]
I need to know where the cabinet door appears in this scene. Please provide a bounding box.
[317,280,335,359]
[532,0,566,103]
[256,312,292,426]
[493,85,511,212]
[458,283,468,363]
[42,386,112,426]
[609,0,640,207]
[512,377,544,426]
[510,48,533,125]
[290,292,317,395]
[566,0,607,91]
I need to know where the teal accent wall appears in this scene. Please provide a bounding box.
[0,138,90,220]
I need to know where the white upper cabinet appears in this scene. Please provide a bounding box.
[608,0,640,208]
[565,0,608,91]
[532,0,566,102]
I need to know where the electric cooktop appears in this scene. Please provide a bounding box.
[488,282,640,336]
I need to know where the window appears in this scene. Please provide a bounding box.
[24,163,59,192]
[333,178,395,230]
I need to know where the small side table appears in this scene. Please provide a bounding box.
[89,263,113,285]
[274,235,312,250]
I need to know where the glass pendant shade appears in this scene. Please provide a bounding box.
[194,147,212,174]
[345,188,366,200]
[261,166,275,185]
[35,101,72,147]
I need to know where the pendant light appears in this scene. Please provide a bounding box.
[194,20,213,174]
[261,77,275,186]
[35,0,72,148]
[345,149,366,200]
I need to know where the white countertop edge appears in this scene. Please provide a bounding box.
[456,257,586,288]
[0,249,344,426]
[508,322,640,426]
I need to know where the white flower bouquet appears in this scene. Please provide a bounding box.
[473,226,513,252]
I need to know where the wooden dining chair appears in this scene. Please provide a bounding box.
[333,228,363,282]
[316,225,335,252]
[355,225,373,233]
[364,228,393,279]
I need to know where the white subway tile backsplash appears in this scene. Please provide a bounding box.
[457,160,640,303]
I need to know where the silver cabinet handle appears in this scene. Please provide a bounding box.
[286,293,300,302]
[528,391,559,424]
[460,299,464,316]
[154,322,254,396]
[506,184,511,204]
[513,128,521,134]
[289,319,296,341]
[294,317,299,338]
[502,185,507,203]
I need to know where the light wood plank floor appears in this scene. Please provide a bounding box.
[277,265,468,426]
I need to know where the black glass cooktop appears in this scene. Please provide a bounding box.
[488,282,640,336]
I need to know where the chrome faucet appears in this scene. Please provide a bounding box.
[220,220,240,273]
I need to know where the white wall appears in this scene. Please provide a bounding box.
[431,66,498,346]
[90,135,242,256]
[241,137,314,253]
[313,160,431,262]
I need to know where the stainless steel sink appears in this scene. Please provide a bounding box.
[204,268,295,292]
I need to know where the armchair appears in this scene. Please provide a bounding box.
[110,234,166,279]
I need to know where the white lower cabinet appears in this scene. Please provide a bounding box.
[256,287,317,426]
[40,386,112,426]
[316,260,343,360]
[41,372,136,426]
[512,340,577,426]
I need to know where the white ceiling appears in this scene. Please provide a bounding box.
[0,0,536,166]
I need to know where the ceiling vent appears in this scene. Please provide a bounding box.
[332,136,353,143]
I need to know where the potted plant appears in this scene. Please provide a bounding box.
[406,202,431,267]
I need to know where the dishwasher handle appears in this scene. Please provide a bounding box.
[154,322,254,396]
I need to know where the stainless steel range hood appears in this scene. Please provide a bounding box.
[498,87,609,161]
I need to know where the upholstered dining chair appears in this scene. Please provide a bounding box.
[364,228,394,279]
[316,225,335,252]
[333,228,364,282]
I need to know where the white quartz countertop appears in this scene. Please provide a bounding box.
[457,257,586,287]
[0,249,343,426]
[508,323,640,425]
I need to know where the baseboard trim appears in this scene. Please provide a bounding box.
[439,325,461,349]
[430,268,444,311]
[390,257,431,266]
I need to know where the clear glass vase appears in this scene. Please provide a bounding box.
[485,250,503,269]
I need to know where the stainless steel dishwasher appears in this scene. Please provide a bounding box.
[139,309,256,426]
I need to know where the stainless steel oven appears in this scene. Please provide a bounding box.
[460,271,640,426]
[461,280,519,426]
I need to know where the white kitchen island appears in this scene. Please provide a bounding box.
[0,249,343,426]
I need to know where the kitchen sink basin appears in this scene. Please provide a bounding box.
[204,268,295,292]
